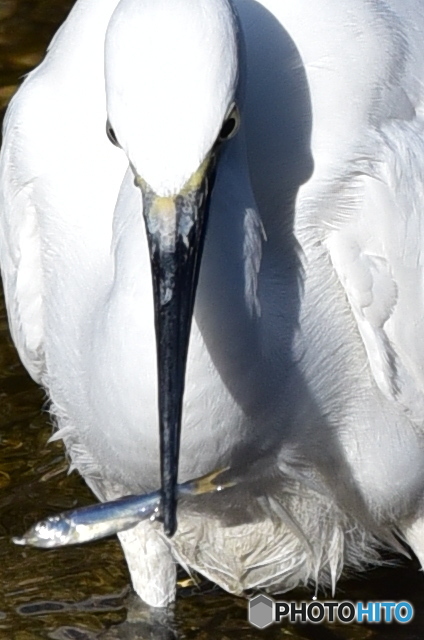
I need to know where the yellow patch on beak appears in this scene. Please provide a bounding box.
[135,152,212,206]
[149,195,176,221]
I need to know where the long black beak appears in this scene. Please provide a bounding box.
[137,157,214,536]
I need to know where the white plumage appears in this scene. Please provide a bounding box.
[2,0,424,607]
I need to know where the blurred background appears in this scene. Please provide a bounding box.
[0,1,423,639]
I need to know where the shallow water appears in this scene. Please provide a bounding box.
[0,1,424,639]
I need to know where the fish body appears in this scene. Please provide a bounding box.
[13,469,230,548]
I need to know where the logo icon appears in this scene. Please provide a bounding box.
[248,594,274,629]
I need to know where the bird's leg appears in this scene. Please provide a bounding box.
[118,521,177,607]
[109,591,178,638]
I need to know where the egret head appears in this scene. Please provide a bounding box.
[105,0,239,194]
[104,0,240,535]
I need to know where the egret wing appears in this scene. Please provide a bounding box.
[0,95,45,383]
[326,117,424,422]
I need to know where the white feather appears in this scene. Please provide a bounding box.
[2,0,424,607]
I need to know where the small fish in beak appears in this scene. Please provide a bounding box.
[12,468,233,548]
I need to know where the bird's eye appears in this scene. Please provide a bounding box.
[106,120,120,147]
[219,105,240,141]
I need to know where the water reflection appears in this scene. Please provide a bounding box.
[0,1,424,639]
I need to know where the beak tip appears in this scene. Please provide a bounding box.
[162,492,178,537]
[164,522,177,538]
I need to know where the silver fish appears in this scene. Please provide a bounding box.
[12,469,232,548]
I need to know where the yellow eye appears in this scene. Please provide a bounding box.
[218,104,240,141]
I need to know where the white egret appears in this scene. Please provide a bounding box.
[2,0,424,608]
